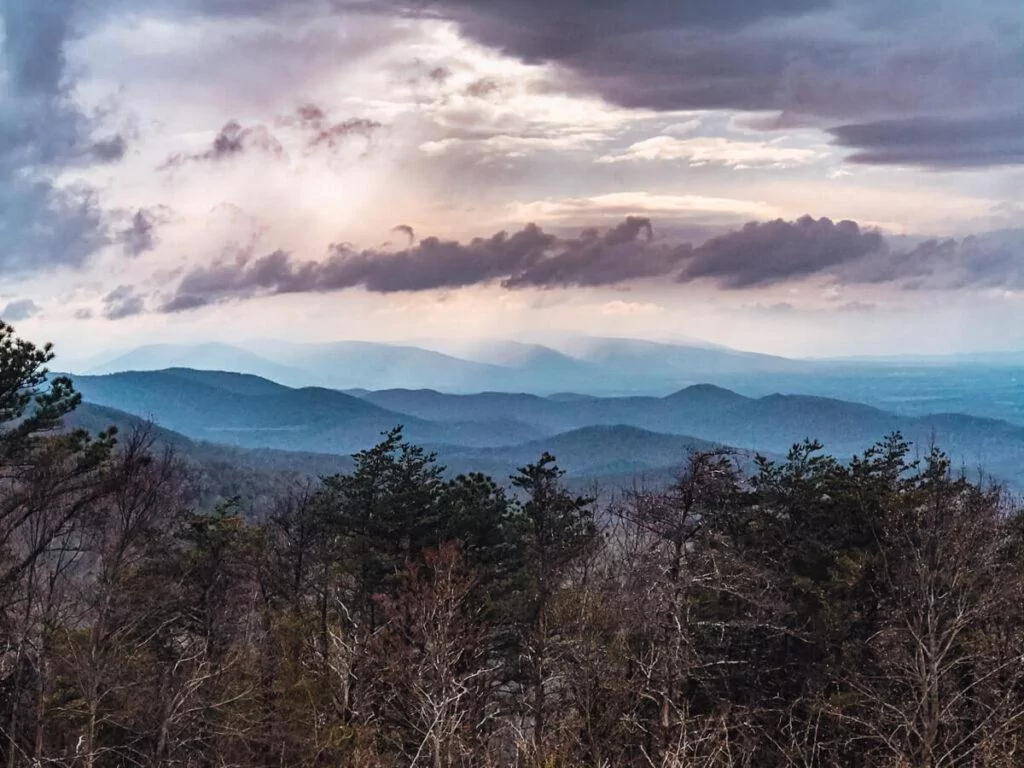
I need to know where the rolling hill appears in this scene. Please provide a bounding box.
[67,369,545,453]
[66,402,356,512]
[429,426,722,479]
[66,367,1024,488]
[70,369,432,453]
[67,403,728,499]
[72,338,1024,428]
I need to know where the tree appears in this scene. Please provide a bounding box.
[844,450,1024,767]
[320,427,446,629]
[508,453,597,761]
[0,323,117,767]
[372,544,498,768]
[613,449,750,764]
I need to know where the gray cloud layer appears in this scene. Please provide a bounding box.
[408,0,1024,168]
[155,215,952,312]
[681,217,884,288]
[842,230,1024,290]
[0,0,139,274]
[152,216,1024,315]
[0,0,131,273]
[102,285,146,320]
[160,219,669,311]
[56,0,1024,175]
[829,113,1024,168]
[1,0,103,271]
[1,299,41,321]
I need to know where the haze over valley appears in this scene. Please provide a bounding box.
[52,334,1024,492]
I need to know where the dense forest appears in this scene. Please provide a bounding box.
[3,319,1024,767]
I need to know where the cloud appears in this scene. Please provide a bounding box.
[159,217,680,310]
[464,76,507,99]
[427,0,830,53]
[420,132,610,157]
[102,285,146,320]
[417,0,1023,169]
[392,224,416,245]
[137,215,1024,314]
[114,207,169,256]
[0,0,120,273]
[678,216,885,288]
[91,133,129,163]
[829,113,1024,168]
[833,300,877,313]
[748,301,797,314]
[156,214,889,310]
[160,120,285,168]
[160,104,382,169]
[502,217,681,288]
[596,136,824,168]
[841,229,1024,290]
[601,300,663,316]
[284,103,381,151]
[1,299,41,322]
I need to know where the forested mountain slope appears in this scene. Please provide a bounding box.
[68,368,1024,487]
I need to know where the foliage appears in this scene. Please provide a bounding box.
[2,323,1024,767]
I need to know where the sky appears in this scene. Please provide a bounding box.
[1,0,1023,359]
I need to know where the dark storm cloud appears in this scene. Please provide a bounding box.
[430,0,831,57]
[125,216,1023,317]
[161,225,555,311]
[158,215,887,312]
[829,113,1024,168]
[52,0,1023,175]
[160,219,676,310]
[0,0,121,272]
[404,0,1023,168]
[503,217,687,288]
[1,300,41,322]
[678,216,884,289]
[102,285,146,320]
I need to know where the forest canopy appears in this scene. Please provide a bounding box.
[2,320,1023,767]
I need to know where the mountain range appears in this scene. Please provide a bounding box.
[72,337,802,396]
[67,338,1024,428]
[66,367,1024,490]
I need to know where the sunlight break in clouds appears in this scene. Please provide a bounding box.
[596,136,825,169]
[508,193,785,225]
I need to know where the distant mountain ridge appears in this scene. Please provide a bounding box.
[72,337,808,396]
[86,343,307,384]
[66,368,1024,488]
[68,369,544,453]
[73,337,1024,427]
